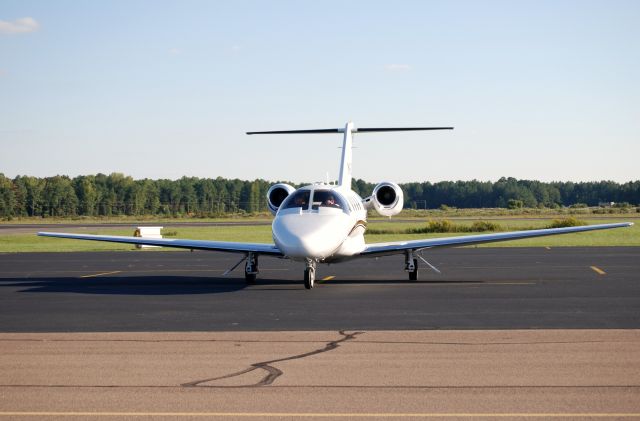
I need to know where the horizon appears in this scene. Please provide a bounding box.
[3,171,638,186]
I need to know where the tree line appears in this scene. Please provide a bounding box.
[0,173,638,218]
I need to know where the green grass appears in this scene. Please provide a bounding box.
[1,215,273,224]
[389,207,640,219]
[4,206,639,224]
[0,218,636,253]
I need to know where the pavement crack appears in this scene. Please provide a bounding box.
[181,330,363,388]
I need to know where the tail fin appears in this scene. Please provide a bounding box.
[338,122,354,187]
[246,123,453,188]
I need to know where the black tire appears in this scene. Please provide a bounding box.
[245,272,256,284]
[304,268,315,289]
[408,258,418,281]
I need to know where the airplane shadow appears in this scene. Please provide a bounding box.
[0,275,488,296]
[0,276,305,296]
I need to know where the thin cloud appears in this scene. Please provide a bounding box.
[0,69,7,77]
[168,47,181,55]
[385,64,412,71]
[0,17,40,34]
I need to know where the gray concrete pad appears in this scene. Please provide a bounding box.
[0,330,639,419]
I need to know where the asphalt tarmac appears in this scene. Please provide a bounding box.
[0,247,638,332]
[1,248,639,419]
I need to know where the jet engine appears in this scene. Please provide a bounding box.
[266,183,295,215]
[369,181,404,217]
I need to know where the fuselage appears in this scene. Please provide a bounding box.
[271,183,368,262]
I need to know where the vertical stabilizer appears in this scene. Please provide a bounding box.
[338,121,353,188]
[246,123,453,189]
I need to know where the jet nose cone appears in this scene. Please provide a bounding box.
[272,212,350,260]
[295,233,339,259]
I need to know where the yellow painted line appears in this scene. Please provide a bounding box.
[80,271,121,279]
[321,275,335,282]
[1,412,640,418]
[590,266,606,275]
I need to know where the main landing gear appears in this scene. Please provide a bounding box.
[304,259,317,289]
[405,250,441,281]
[244,253,258,284]
[405,250,419,281]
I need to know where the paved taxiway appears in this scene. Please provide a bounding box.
[0,248,639,331]
[1,248,639,419]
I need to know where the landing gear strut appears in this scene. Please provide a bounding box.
[405,250,418,281]
[244,253,258,284]
[304,259,317,289]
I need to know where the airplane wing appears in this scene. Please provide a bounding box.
[360,222,633,257]
[37,232,283,256]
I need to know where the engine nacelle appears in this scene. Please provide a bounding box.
[369,181,404,217]
[266,183,295,215]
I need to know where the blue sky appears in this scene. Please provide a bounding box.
[1,0,638,183]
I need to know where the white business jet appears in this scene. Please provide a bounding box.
[39,122,633,289]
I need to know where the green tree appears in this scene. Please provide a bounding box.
[73,176,98,216]
[0,174,17,218]
[42,176,78,217]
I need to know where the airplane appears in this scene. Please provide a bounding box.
[38,122,633,289]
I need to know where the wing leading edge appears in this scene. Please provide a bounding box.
[360,222,633,257]
[37,232,283,256]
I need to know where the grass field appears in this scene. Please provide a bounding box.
[0,217,637,253]
[2,207,638,225]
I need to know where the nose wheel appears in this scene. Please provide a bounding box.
[304,260,316,289]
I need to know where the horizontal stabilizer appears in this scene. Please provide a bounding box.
[246,129,341,135]
[356,127,453,132]
[246,126,454,135]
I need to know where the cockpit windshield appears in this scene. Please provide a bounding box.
[281,190,311,210]
[280,188,349,213]
[311,190,348,211]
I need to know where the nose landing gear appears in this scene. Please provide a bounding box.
[304,259,317,289]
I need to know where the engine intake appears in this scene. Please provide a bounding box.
[369,181,403,217]
[267,183,295,215]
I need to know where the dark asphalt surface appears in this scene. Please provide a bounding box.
[0,247,638,332]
